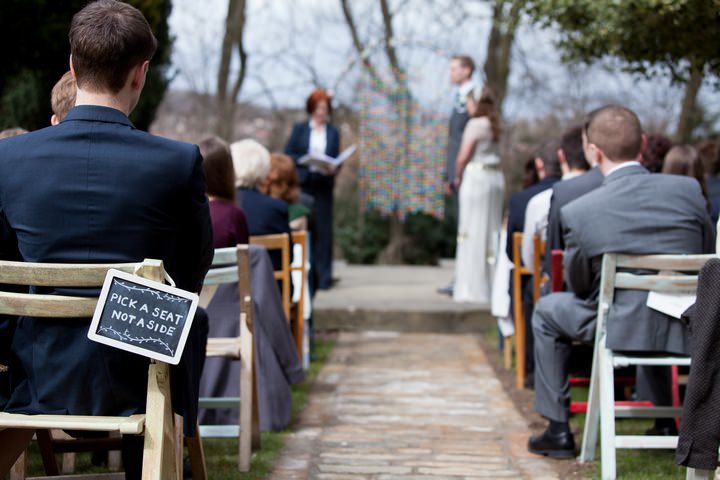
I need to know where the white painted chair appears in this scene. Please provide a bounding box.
[0,258,183,479]
[578,253,717,480]
[197,245,259,472]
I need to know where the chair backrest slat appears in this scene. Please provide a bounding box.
[616,254,714,271]
[203,266,239,286]
[211,247,238,266]
[614,273,699,292]
[0,291,98,317]
[0,261,138,287]
[0,259,162,317]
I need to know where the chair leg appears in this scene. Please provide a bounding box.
[108,431,122,472]
[35,429,60,476]
[580,344,602,462]
[686,468,714,480]
[599,348,617,480]
[0,429,34,477]
[239,312,254,472]
[503,336,513,369]
[186,423,208,480]
[174,414,184,479]
[141,361,178,480]
[9,451,26,480]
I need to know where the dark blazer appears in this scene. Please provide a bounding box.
[284,121,340,191]
[0,106,213,430]
[706,174,720,224]
[236,187,291,270]
[505,175,561,261]
[544,167,604,272]
[676,259,720,470]
[560,164,714,353]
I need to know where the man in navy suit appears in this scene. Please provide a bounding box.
[0,1,213,476]
[506,142,562,382]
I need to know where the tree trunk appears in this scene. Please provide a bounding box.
[377,212,406,264]
[674,64,704,143]
[483,0,523,115]
[215,0,247,140]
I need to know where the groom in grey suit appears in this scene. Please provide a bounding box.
[528,105,715,458]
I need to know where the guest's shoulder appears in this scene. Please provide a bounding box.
[130,129,198,157]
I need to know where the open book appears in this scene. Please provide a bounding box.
[298,144,357,169]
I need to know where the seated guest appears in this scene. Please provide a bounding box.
[232,139,292,271]
[50,71,76,125]
[696,140,720,222]
[199,135,249,247]
[662,145,711,212]
[640,133,672,173]
[544,112,604,272]
[0,128,28,140]
[0,1,213,476]
[528,105,714,459]
[260,153,311,231]
[522,126,589,272]
[506,141,562,381]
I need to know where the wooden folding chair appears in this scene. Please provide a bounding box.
[579,253,714,480]
[511,232,531,389]
[249,234,291,322]
[0,259,186,479]
[532,234,549,304]
[548,249,651,416]
[197,245,260,472]
[289,231,308,362]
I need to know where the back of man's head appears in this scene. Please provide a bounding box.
[51,71,77,124]
[70,0,157,94]
[536,140,562,178]
[560,126,589,171]
[587,105,643,163]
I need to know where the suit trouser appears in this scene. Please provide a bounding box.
[532,292,672,422]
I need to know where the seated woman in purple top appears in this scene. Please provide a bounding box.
[198,136,250,247]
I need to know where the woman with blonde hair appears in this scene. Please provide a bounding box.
[452,86,505,303]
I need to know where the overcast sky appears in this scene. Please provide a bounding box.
[167,0,717,131]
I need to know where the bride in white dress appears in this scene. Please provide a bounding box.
[452,86,505,304]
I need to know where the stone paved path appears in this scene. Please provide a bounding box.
[268,331,560,479]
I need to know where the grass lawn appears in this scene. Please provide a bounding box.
[483,328,688,479]
[18,338,335,479]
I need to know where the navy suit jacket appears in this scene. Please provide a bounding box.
[505,176,561,261]
[0,106,213,429]
[284,121,340,192]
[237,187,292,270]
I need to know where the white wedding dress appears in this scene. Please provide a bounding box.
[453,116,505,304]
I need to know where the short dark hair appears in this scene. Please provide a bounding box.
[560,126,589,171]
[199,135,236,202]
[70,0,157,93]
[587,105,643,162]
[641,134,673,173]
[536,140,562,177]
[451,55,475,75]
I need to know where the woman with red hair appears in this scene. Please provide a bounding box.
[284,88,340,291]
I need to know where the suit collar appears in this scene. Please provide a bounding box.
[603,163,648,185]
[62,105,135,128]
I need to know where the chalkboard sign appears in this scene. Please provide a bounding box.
[87,269,199,365]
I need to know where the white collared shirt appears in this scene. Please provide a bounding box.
[453,80,476,114]
[605,160,641,178]
[308,120,327,155]
[521,171,585,272]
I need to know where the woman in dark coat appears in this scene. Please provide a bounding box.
[284,89,339,290]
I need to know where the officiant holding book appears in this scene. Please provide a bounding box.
[285,88,340,291]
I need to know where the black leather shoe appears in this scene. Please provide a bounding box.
[527,428,576,459]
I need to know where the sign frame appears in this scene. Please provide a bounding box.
[87,268,199,365]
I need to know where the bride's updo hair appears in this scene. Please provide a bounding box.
[468,86,501,143]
